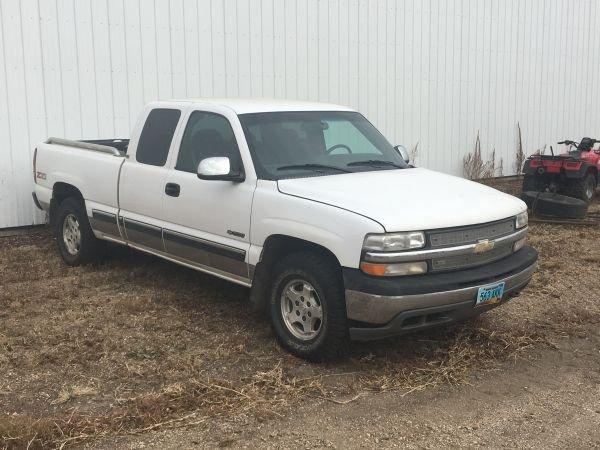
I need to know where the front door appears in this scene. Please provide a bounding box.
[160,105,256,283]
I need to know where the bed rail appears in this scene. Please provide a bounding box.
[46,137,123,156]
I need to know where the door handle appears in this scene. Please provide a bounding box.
[165,182,180,197]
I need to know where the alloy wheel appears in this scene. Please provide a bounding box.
[280,279,323,341]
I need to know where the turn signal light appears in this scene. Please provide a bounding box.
[360,261,427,277]
[513,237,527,252]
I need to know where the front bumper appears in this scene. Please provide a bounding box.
[344,246,538,341]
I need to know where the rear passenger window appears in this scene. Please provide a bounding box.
[175,111,242,173]
[136,108,181,166]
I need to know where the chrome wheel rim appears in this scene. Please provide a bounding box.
[62,214,82,255]
[280,279,323,341]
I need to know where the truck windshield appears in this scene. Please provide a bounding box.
[238,111,408,179]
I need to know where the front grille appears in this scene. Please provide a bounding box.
[430,242,514,272]
[428,219,515,248]
[362,216,525,274]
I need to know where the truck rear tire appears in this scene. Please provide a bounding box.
[54,197,102,266]
[568,172,596,203]
[269,251,349,361]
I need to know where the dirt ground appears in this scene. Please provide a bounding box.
[1,201,600,449]
[89,328,600,449]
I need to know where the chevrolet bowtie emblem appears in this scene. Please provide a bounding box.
[473,239,495,254]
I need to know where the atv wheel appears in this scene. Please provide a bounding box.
[521,191,588,219]
[522,175,541,192]
[567,172,596,203]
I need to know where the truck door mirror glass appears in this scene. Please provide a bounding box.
[197,157,245,182]
[198,156,230,177]
[394,145,410,164]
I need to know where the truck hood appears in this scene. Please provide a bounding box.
[277,168,526,231]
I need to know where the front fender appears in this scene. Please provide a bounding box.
[249,181,384,268]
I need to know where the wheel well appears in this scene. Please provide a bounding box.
[249,235,342,313]
[49,182,84,225]
[260,235,341,269]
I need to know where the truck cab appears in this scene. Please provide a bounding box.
[33,98,538,360]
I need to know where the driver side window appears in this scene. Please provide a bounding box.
[323,120,382,155]
[175,111,242,173]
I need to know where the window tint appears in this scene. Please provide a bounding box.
[175,111,242,173]
[136,108,181,166]
[324,120,383,155]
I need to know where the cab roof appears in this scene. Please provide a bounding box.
[167,97,355,114]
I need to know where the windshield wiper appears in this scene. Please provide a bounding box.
[347,160,405,169]
[277,163,351,173]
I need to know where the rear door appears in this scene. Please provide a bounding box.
[118,104,185,251]
[159,104,257,284]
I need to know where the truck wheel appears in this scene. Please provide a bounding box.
[269,252,349,361]
[54,197,101,265]
[568,173,596,203]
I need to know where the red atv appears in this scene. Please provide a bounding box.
[522,137,600,203]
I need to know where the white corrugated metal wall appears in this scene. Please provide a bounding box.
[1,0,599,228]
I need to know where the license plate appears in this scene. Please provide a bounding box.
[475,281,505,306]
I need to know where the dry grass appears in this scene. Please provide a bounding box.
[514,122,526,174]
[463,131,504,179]
[0,324,543,449]
[1,200,599,448]
[409,142,419,166]
[0,366,325,449]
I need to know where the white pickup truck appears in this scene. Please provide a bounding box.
[33,98,538,360]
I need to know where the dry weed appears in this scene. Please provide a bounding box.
[463,132,503,179]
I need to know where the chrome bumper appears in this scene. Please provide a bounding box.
[345,261,537,325]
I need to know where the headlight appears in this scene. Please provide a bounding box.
[515,211,528,229]
[363,231,425,252]
[360,261,428,276]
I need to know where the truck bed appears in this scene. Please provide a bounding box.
[34,137,127,219]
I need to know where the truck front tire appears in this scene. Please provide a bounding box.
[269,251,349,361]
[54,197,101,265]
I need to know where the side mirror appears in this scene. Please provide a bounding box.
[394,145,410,164]
[197,157,245,182]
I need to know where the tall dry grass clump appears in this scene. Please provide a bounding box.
[463,131,503,180]
[514,122,526,174]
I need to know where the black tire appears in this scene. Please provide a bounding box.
[522,175,541,193]
[54,197,102,265]
[521,191,588,219]
[269,251,349,361]
[567,172,596,203]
